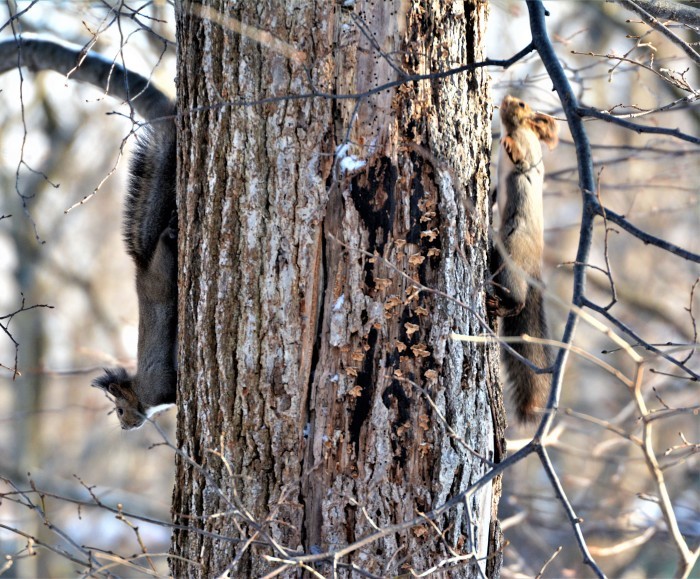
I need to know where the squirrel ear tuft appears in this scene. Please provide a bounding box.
[91,370,112,391]
[529,113,559,150]
[91,367,131,395]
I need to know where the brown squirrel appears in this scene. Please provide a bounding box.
[490,95,559,422]
[0,37,177,430]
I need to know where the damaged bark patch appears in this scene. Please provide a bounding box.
[349,327,378,448]
[349,156,397,287]
[408,152,442,287]
[407,154,425,245]
[381,378,412,467]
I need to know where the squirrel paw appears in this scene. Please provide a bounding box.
[486,291,524,318]
[163,210,178,243]
[486,294,500,315]
[502,135,526,166]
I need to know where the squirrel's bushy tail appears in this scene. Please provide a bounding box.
[501,286,553,422]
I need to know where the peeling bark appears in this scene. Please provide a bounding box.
[172,1,504,577]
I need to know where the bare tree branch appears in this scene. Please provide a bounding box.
[610,0,700,29]
[595,204,700,263]
[578,105,700,145]
[518,0,606,575]
[612,0,700,65]
[0,36,173,121]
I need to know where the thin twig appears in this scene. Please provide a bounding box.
[613,0,700,65]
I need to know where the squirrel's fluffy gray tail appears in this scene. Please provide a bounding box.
[501,286,553,422]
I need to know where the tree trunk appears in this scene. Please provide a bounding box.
[172,1,504,577]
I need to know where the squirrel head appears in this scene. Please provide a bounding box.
[92,367,146,430]
[499,95,559,150]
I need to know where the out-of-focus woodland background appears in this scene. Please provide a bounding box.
[0,1,697,577]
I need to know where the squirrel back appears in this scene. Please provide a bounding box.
[124,126,177,269]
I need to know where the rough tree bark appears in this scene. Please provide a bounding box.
[172,1,504,576]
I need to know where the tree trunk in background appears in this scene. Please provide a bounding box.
[172,1,504,577]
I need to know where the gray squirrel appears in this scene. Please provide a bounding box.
[0,36,177,429]
[489,95,559,422]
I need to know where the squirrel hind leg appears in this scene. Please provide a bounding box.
[488,245,528,318]
[486,290,524,319]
